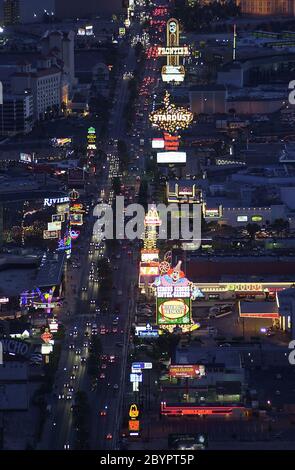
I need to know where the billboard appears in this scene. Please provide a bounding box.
[52,214,65,223]
[157,151,186,164]
[150,92,193,134]
[43,230,60,239]
[161,65,185,83]
[70,213,83,226]
[141,250,159,262]
[169,365,205,378]
[51,137,72,147]
[158,46,189,56]
[70,203,84,213]
[20,153,33,163]
[48,221,62,231]
[139,264,160,276]
[152,138,165,149]
[157,297,191,325]
[57,203,70,214]
[168,433,208,450]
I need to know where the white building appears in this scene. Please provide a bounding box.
[41,30,75,90]
[11,59,61,120]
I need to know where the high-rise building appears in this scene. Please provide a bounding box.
[237,0,295,16]
[0,92,34,136]
[55,0,124,19]
[11,60,62,120]
[2,0,55,24]
[41,30,75,89]
[3,0,20,25]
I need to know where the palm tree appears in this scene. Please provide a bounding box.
[246,223,260,241]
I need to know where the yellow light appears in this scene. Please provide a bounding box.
[149,91,193,134]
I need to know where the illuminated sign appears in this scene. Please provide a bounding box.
[43,230,60,239]
[252,215,263,222]
[150,91,193,134]
[138,330,159,338]
[85,25,94,36]
[44,197,69,207]
[144,206,162,226]
[161,65,185,83]
[52,214,64,223]
[161,402,244,416]
[0,297,9,304]
[157,151,186,164]
[157,297,191,325]
[160,18,189,83]
[70,213,83,226]
[34,302,61,309]
[239,312,279,319]
[57,234,72,252]
[139,265,160,276]
[169,365,205,378]
[130,373,143,383]
[57,203,69,214]
[158,46,189,56]
[20,153,33,163]
[128,420,140,432]
[48,221,62,231]
[41,330,53,344]
[237,215,248,222]
[119,27,126,37]
[132,362,153,370]
[153,261,200,300]
[51,137,72,147]
[168,433,208,450]
[87,127,97,150]
[41,343,53,355]
[163,132,180,151]
[70,229,80,240]
[141,250,159,262]
[69,189,80,201]
[227,283,262,292]
[48,319,59,333]
[167,183,202,204]
[204,206,222,218]
[129,404,139,419]
[70,203,84,213]
[152,138,165,149]
[78,28,86,36]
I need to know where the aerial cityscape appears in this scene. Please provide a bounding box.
[1,0,295,456]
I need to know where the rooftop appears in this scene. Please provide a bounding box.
[35,251,66,288]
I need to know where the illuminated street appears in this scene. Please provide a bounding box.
[1,0,295,460]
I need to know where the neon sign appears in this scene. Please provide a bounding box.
[149,91,193,134]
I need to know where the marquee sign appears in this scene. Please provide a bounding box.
[153,261,201,300]
[149,91,193,134]
[43,230,60,240]
[158,46,189,56]
[157,297,191,325]
[44,197,69,207]
[227,283,263,292]
[41,329,53,344]
[169,365,206,378]
[139,264,160,276]
[160,18,189,83]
